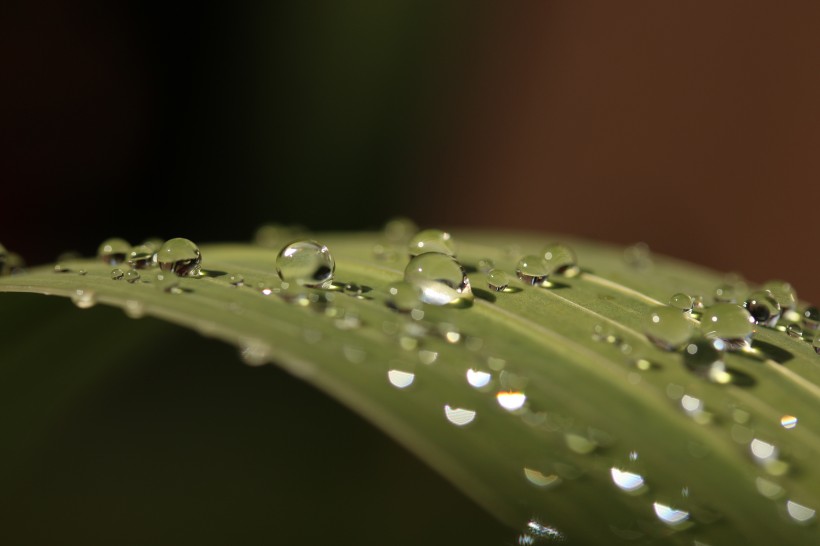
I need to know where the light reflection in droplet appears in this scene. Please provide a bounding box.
[755,477,784,499]
[786,500,816,523]
[681,394,703,413]
[780,415,798,429]
[387,370,415,389]
[497,391,526,411]
[467,368,492,388]
[520,519,564,542]
[652,502,690,526]
[610,467,646,493]
[751,438,778,461]
[444,405,476,426]
[523,468,561,488]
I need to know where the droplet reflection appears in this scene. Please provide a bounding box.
[610,467,646,493]
[786,500,816,524]
[444,405,476,426]
[652,502,690,526]
[387,369,415,389]
[466,368,492,388]
[497,391,526,411]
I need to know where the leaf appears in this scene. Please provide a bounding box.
[1,231,818,545]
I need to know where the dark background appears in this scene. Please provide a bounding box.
[2,2,818,301]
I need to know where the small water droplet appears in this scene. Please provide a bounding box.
[417,349,438,365]
[154,272,181,293]
[497,391,526,411]
[813,333,820,355]
[275,240,334,287]
[669,293,694,312]
[763,280,797,311]
[786,500,816,524]
[404,252,471,305]
[408,229,456,257]
[387,369,415,389]
[565,433,596,454]
[683,337,731,384]
[623,242,652,269]
[97,238,130,265]
[111,268,124,280]
[383,217,418,243]
[542,243,578,276]
[78,269,87,276]
[157,238,202,277]
[53,263,71,273]
[516,255,550,286]
[786,323,803,338]
[223,274,243,287]
[780,415,798,429]
[466,368,492,388]
[125,269,141,284]
[644,307,693,350]
[444,405,476,426]
[127,244,155,269]
[387,282,422,312]
[523,468,561,488]
[652,502,690,526]
[487,269,509,292]
[610,468,646,493]
[701,303,755,350]
[713,283,743,303]
[71,289,96,309]
[477,258,495,273]
[343,283,362,297]
[802,306,820,331]
[743,290,781,327]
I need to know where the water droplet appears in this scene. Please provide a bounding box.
[254,223,293,248]
[487,269,509,292]
[404,252,471,305]
[497,391,526,411]
[786,323,803,338]
[683,337,731,384]
[97,237,130,265]
[71,289,96,309]
[0,250,25,275]
[240,341,271,366]
[125,269,141,284]
[516,255,550,286]
[743,290,781,327]
[157,238,202,277]
[714,283,742,303]
[786,500,816,524]
[610,468,646,493]
[466,368,492,388]
[387,282,422,312]
[750,438,778,461]
[669,293,694,311]
[78,269,87,276]
[802,306,820,331]
[542,243,578,275]
[524,468,561,488]
[387,369,415,389]
[438,322,462,343]
[444,405,476,426]
[275,240,334,287]
[652,502,690,526]
[623,242,652,269]
[763,280,797,311]
[701,303,754,350]
[644,306,693,350]
[343,283,362,297]
[477,258,495,273]
[780,415,798,429]
[383,217,418,243]
[154,272,181,293]
[111,268,124,280]
[813,333,820,355]
[227,274,244,287]
[127,244,155,269]
[408,229,455,257]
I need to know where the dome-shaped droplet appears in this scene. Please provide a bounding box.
[714,283,743,304]
[786,323,803,339]
[227,274,244,287]
[71,288,96,309]
[487,269,509,292]
[743,290,781,327]
[404,252,471,305]
[408,229,456,257]
[1,251,25,276]
[157,238,202,277]
[477,258,495,273]
[683,337,731,384]
[516,255,550,286]
[701,303,755,350]
[383,217,418,243]
[623,242,652,269]
[275,240,334,287]
[154,272,181,293]
[764,280,797,311]
[669,293,694,312]
[813,333,820,355]
[644,306,693,350]
[125,269,141,284]
[128,244,155,269]
[542,243,577,275]
[111,268,124,280]
[801,306,820,331]
[97,237,130,265]
[387,282,422,312]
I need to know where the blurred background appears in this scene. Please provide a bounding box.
[1,1,818,300]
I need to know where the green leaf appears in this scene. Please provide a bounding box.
[1,231,818,545]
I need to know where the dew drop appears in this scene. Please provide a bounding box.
[701,303,755,350]
[477,258,495,273]
[343,283,362,297]
[71,289,96,309]
[610,467,646,493]
[644,306,693,350]
[763,280,797,311]
[813,333,820,355]
[157,238,202,277]
[228,274,244,287]
[466,368,492,388]
[786,323,803,338]
[275,240,334,287]
[683,337,731,384]
[743,290,781,327]
[408,229,455,257]
[669,293,694,312]
[444,405,476,426]
[154,272,181,293]
[652,502,690,526]
[713,283,742,304]
[542,243,577,275]
[111,268,124,280]
[125,269,141,284]
[404,252,471,305]
[387,369,415,389]
[786,500,816,524]
[516,255,550,286]
[383,217,418,243]
[97,238,130,265]
[123,299,145,319]
[780,415,798,429]
[497,391,526,411]
[487,269,509,292]
[387,282,422,312]
[802,306,820,331]
[128,244,155,269]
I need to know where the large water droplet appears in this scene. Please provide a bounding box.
[763,280,797,311]
[404,252,471,305]
[444,405,476,426]
[157,238,202,277]
[487,269,509,292]
[97,237,130,265]
[516,255,550,286]
[743,290,781,327]
[644,307,693,350]
[408,229,455,257]
[683,337,731,384]
[125,269,141,284]
[610,467,646,493]
[542,243,577,275]
[276,240,334,287]
[652,502,690,526]
[128,244,155,269]
[71,289,96,309]
[802,306,820,331]
[701,303,754,350]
